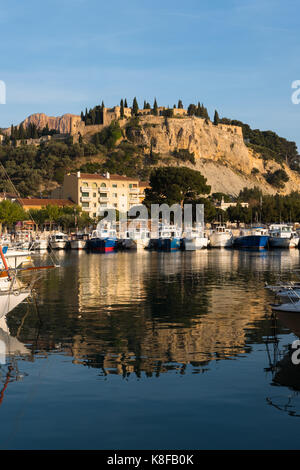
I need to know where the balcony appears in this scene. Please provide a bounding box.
[129,188,139,193]
[98,187,110,193]
[81,196,91,202]
[80,187,91,192]
[99,196,109,202]
[82,207,90,212]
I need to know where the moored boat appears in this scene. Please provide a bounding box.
[183,226,208,251]
[209,225,233,248]
[70,233,89,250]
[49,232,68,250]
[233,227,269,249]
[268,224,299,248]
[157,225,182,252]
[88,223,117,253]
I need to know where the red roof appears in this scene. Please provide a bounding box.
[19,198,74,207]
[74,173,139,182]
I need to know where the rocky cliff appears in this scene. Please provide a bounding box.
[4,112,81,135]
[128,115,300,196]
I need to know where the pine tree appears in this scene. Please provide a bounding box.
[153,98,158,116]
[213,110,220,125]
[132,97,139,115]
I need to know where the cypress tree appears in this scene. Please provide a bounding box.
[153,98,158,116]
[213,110,220,125]
[132,97,139,115]
[120,99,124,118]
[124,98,128,108]
[178,99,183,109]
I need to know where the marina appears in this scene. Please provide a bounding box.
[0,249,300,449]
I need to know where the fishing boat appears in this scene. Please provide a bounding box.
[88,223,117,253]
[209,225,233,248]
[157,225,182,252]
[70,232,89,250]
[121,220,151,250]
[49,232,69,250]
[183,226,208,251]
[233,227,269,249]
[268,224,299,248]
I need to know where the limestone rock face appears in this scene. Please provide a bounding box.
[6,113,82,135]
[128,115,300,195]
[133,116,249,172]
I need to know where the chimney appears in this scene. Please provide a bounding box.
[77,171,81,178]
[106,172,110,179]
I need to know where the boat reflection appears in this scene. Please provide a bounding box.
[266,312,300,416]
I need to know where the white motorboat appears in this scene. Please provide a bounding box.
[269,224,299,248]
[30,237,49,251]
[183,226,208,251]
[209,225,233,248]
[271,301,300,313]
[122,224,151,250]
[49,232,68,250]
[70,233,89,250]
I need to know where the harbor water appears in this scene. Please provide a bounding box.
[1,249,300,449]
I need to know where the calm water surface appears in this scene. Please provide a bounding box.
[1,249,300,449]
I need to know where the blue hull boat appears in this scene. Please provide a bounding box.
[89,238,117,253]
[158,237,181,251]
[233,235,269,249]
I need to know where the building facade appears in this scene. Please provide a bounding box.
[60,172,147,217]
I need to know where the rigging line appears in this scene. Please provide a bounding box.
[0,162,60,268]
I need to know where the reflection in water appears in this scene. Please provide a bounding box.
[265,311,300,417]
[3,249,300,448]
[5,249,300,379]
[0,314,31,406]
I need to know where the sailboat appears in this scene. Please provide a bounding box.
[0,245,56,319]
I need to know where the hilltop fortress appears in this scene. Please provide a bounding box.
[3,104,300,195]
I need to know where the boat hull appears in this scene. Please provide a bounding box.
[209,233,233,248]
[271,302,300,313]
[49,241,67,250]
[70,240,87,250]
[89,238,117,253]
[0,289,30,319]
[158,237,181,252]
[269,237,299,248]
[233,235,269,249]
[183,237,208,251]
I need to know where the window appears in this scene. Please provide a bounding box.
[114,203,117,207]
[93,203,96,207]
[100,193,107,198]
[113,193,117,197]
[82,192,89,197]
[93,213,97,217]
[92,183,97,188]
[112,184,117,188]
[82,182,88,187]
[82,202,89,208]
[101,183,107,188]
[93,193,96,198]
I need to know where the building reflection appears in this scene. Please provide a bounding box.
[7,249,300,379]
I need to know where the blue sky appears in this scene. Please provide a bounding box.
[0,0,299,148]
